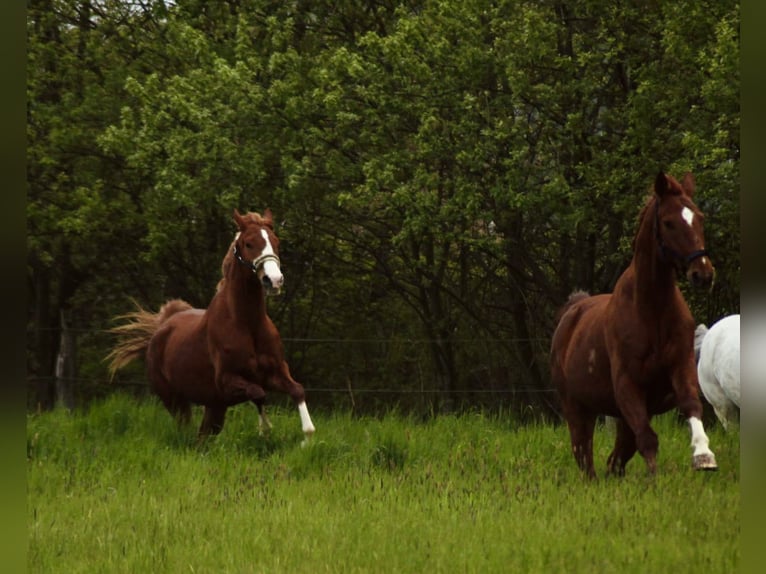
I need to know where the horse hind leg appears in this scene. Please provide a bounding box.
[563,404,598,479]
[716,399,739,432]
[606,418,637,477]
[156,392,192,428]
[198,406,227,441]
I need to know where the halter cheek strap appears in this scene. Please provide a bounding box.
[680,249,709,265]
[233,245,281,272]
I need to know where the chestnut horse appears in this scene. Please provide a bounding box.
[550,172,717,478]
[107,209,315,441]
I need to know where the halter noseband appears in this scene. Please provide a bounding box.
[233,244,281,273]
[653,198,708,266]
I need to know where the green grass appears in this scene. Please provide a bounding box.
[27,394,739,573]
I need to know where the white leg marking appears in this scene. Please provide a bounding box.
[681,207,694,227]
[688,416,713,457]
[259,411,273,435]
[298,401,315,435]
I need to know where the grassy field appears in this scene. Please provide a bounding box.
[27,394,739,573]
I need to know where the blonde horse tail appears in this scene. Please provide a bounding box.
[106,298,193,380]
[555,290,591,324]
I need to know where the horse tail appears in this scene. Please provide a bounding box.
[106,298,193,380]
[555,290,590,324]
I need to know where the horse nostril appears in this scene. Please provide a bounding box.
[691,271,700,284]
[689,268,713,289]
[262,276,273,289]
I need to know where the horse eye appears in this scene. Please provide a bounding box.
[245,243,253,249]
[663,221,675,230]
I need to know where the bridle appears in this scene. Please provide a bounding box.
[653,197,708,267]
[232,243,281,274]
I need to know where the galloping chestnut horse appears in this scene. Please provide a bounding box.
[550,172,717,478]
[107,209,315,441]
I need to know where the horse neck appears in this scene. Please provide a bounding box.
[628,203,678,310]
[224,266,268,323]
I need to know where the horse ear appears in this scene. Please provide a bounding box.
[681,172,696,197]
[233,209,247,231]
[263,208,274,228]
[654,172,669,197]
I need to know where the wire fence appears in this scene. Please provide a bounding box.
[28,327,559,418]
[28,374,557,395]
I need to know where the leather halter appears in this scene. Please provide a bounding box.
[653,197,708,266]
[232,244,281,273]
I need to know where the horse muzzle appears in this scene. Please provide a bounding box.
[257,265,284,295]
[686,252,714,289]
[260,273,283,295]
[250,252,283,294]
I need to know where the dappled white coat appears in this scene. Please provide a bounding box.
[694,314,740,430]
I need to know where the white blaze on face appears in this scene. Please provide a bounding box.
[681,206,694,227]
[259,229,283,289]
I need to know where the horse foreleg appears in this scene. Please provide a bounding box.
[216,371,272,437]
[252,398,273,435]
[614,375,658,474]
[674,364,718,470]
[274,361,315,443]
[687,416,717,470]
[606,418,637,477]
[297,401,315,445]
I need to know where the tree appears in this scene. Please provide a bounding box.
[27,0,739,416]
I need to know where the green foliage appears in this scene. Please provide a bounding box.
[28,395,739,573]
[27,0,739,412]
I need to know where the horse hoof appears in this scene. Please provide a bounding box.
[693,453,718,471]
[300,433,314,448]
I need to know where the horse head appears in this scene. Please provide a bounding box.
[231,208,284,294]
[652,172,714,289]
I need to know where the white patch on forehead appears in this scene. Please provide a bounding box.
[260,229,275,254]
[681,207,694,227]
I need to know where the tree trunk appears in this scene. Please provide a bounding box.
[55,310,77,411]
[31,266,56,411]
